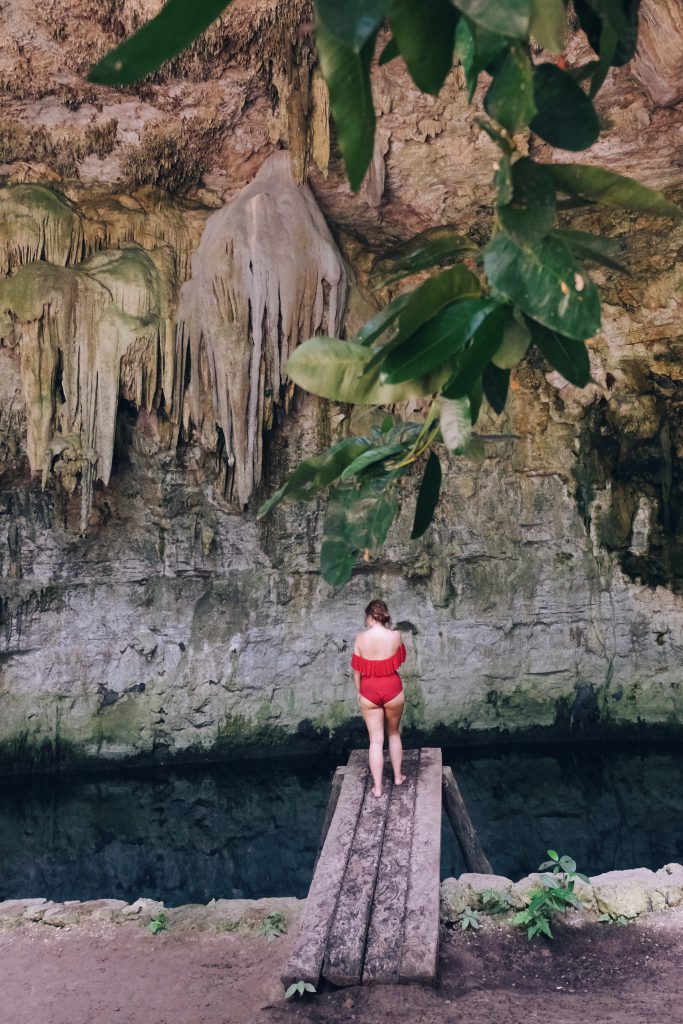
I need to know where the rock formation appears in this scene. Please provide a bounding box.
[175,151,346,506]
[0,0,682,771]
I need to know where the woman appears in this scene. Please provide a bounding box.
[351,599,407,798]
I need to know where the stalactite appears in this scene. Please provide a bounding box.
[360,130,390,208]
[79,187,209,283]
[0,184,85,276]
[310,69,331,178]
[0,155,347,519]
[632,0,683,107]
[0,183,208,284]
[0,243,176,530]
[175,151,347,507]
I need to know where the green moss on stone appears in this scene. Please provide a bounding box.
[401,676,426,730]
[0,731,88,773]
[93,695,148,748]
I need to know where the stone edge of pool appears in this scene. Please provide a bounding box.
[1,863,682,933]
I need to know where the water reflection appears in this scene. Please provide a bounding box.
[0,759,334,905]
[1,743,682,906]
[441,743,683,880]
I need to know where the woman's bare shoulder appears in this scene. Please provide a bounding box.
[392,628,402,640]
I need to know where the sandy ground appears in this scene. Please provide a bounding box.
[2,910,683,1024]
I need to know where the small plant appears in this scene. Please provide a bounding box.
[259,911,287,942]
[148,911,168,934]
[481,888,517,915]
[285,981,316,1000]
[511,849,590,941]
[538,849,591,887]
[597,912,633,926]
[458,906,480,931]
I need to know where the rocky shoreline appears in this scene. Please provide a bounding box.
[3,863,682,936]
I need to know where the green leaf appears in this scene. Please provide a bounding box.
[485,43,536,134]
[355,292,412,346]
[529,320,591,386]
[285,983,299,999]
[529,0,567,52]
[494,155,513,205]
[538,916,554,939]
[498,157,556,245]
[383,298,497,383]
[315,20,377,192]
[559,855,577,873]
[321,471,400,586]
[411,452,442,539]
[483,362,510,413]
[315,0,391,51]
[453,0,531,38]
[304,983,316,993]
[389,0,458,95]
[368,265,481,372]
[88,0,233,84]
[574,0,639,67]
[484,231,601,340]
[257,436,374,516]
[374,227,479,286]
[554,228,628,273]
[286,337,451,405]
[439,396,472,452]
[530,64,599,151]
[469,375,484,423]
[455,18,509,100]
[548,164,683,221]
[491,310,531,368]
[442,305,508,399]
[378,37,400,64]
[340,442,404,479]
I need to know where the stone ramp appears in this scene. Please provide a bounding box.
[281,747,442,988]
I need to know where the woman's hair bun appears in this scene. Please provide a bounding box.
[365,599,391,626]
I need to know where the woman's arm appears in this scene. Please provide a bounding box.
[353,638,362,699]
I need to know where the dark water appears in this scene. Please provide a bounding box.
[441,743,683,880]
[0,758,334,906]
[1,743,682,906]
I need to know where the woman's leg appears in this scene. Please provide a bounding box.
[359,696,386,796]
[384,690,406,784]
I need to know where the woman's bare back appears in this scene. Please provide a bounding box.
[355,624,402,659]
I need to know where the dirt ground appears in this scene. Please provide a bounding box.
[2,910,683,1024]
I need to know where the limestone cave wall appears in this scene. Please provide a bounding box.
[0,0,682,772]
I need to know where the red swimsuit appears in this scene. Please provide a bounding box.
[351,642,407,707]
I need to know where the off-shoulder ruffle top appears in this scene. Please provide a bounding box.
[351,642,406,677]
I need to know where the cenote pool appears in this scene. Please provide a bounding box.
[1,742,682,906]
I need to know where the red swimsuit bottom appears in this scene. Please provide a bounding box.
[351,642,406,707]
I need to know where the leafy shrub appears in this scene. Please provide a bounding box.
[148,911,168,934]
[259,911,287,941]
[285,980,316,999]
[512,849,591,940]
[458,906,480,930]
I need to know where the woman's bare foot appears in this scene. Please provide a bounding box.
[394,774,406,786]
[371,786,383,798]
